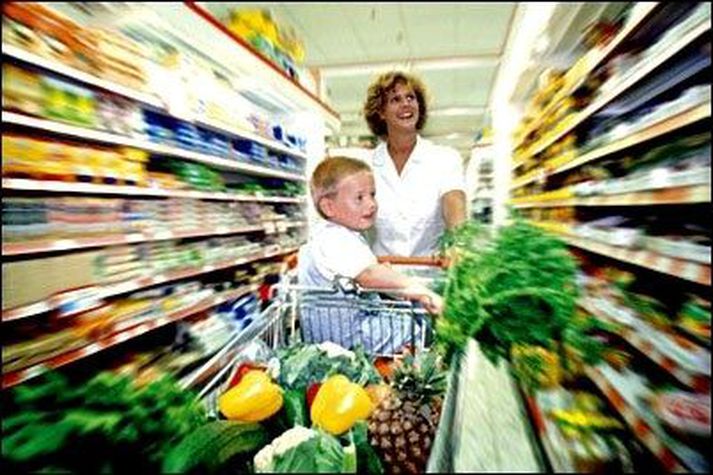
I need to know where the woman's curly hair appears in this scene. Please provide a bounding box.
[363,71,429,137]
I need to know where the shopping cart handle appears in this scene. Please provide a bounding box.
[377,255,450,268]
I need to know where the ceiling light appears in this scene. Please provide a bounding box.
[320,55,499,78]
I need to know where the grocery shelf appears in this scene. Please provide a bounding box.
[2,43,310,162]
[511,103,712,190]
[529,222,711,286]
[512,184,711,208]
[2,178,305,204]
[1,112,306,182]
[517,19,710,164]
[523,391,576,472]
[1,245,298,322]
[512,2,661,156]
[2,43,164,108]
[1,222,306,256]
[182,2,340,131]
[580,298,710,392]
[585,365,693,473]
[1,285,256,389]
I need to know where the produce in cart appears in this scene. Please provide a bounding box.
[368,350,447,475]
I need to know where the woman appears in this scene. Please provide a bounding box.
[363,71,467,258]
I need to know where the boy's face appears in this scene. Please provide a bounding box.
[321,171,377,231]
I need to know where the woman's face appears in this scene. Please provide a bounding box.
[380,81,419,135]
[321,171,377,231]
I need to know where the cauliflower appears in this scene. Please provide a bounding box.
[253,425,351,473]
[254,426,316,472]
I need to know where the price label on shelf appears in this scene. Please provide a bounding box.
[52,239,76,251]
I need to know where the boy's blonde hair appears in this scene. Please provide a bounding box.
[310,156,372,219]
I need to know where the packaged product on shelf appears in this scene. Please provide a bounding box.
[89,28,149,90]
[2,2,96,72]
[677,295,711,341]
[2,64,44,116]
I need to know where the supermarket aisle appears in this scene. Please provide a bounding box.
[2,2,711,474]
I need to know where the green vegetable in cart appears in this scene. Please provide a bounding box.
[162,420,269,473]
[282,388,309,427]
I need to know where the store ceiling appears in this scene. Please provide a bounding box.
[203,3,517,157]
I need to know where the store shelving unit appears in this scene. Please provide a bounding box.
[512,5,709,169]
[511,2,661,170]
[1,2,331,396]
[581,297,710,392]
[2,246,298,322]
[2,285,256,389]
[529,221,711,286]
[2,112,306,182]
[3,40,316,162]
[510,3,711,473]
[511,102,711,190]
[2,178,305,203]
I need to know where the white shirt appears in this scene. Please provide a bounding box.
[370,135,466,257]
[298,219,377,287]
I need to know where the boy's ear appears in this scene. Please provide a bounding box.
[318,196,336,218]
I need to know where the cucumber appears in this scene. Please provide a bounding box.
[162,420,268,473]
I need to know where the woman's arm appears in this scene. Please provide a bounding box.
[442,189,467,230]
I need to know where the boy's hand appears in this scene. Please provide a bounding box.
[404,284,443,315]
[419,291,443,316]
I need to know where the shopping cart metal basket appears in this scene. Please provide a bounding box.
[193,257,445,399]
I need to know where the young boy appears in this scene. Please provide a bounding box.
[298,156,443,355]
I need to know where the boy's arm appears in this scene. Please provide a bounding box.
[355,264,443,315]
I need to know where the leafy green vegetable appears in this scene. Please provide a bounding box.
[255,426,350,473]
[436,219,602,374]
[350,421,383,474]
[276,343,382,390]
[281,388,309,427]
[3,370,205,473]
[273,429,346,473]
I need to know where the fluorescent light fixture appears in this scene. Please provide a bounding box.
[430,106,486,117]
[320,55,499,78]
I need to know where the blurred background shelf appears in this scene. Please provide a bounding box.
[2,285,255,389]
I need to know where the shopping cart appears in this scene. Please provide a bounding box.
[194,256,445,401]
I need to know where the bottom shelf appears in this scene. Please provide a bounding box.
[585,364,709,473]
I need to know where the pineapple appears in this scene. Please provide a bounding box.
[367,351,447,474]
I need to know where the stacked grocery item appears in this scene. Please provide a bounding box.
[3,62,306,178]
[2,135,149,185]
[1,3,163,95]
[2,235,266,311]
[1,196,286,242]
[533,388,634,472]
[224,8,306,81]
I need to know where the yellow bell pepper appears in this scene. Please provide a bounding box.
[219,369,283,422]
[310,374,374,435]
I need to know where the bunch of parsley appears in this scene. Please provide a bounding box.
[436,220,603,368]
